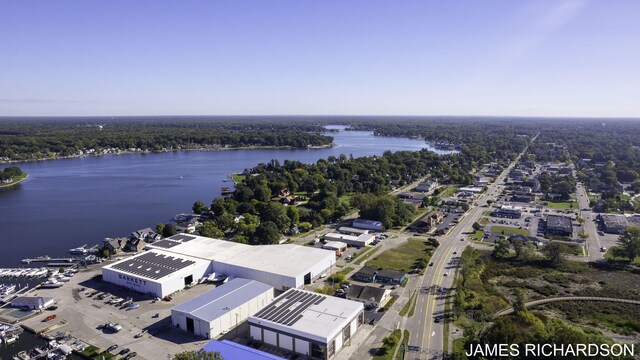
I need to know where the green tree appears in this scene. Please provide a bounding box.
[236,213,259,237]
[286,205,300,224]
[162,223,177,237]
[192,201,209,215]
[618,226,640,261]
[199,221,224,238]
[255,221,281,245]
[298,222,313,232]
[472,222,482,231]
[492,239,510,259]
[512,288,527,313]
[155,223,165,236]
[541,242,566,267]
[215,213,235,231]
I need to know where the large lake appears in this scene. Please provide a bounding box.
[0,129,452,266]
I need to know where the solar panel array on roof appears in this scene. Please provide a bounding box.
[111,252,195,280]
[169,234,196,242]
[152,239,182,249]
[253,289,325,327]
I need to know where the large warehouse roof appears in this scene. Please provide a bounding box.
[109,251,201,280]
[104,250,207,281]
[173,278,273,322]
[249,289,363,342]
[147,235,334,277]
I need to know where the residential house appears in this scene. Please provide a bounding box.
[345,284,391,310]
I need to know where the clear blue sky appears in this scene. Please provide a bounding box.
[1,0,639,117]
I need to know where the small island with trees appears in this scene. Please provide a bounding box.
[0,166,27,187]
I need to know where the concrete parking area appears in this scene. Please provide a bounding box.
[16,263,237,359]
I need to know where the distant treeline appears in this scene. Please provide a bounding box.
[0,118,333,161]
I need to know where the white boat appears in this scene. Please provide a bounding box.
[128,303,139,309]
[54,274,70,282]
[69,245,88,255]
[42,278,63,288]
[1,284,16,295]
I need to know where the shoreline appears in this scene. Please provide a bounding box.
[0,173,29,188]
[0,143,334,165]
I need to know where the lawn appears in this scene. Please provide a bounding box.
[479,217,489,225]
[438,185,458,199]
[338,193,354,206]
[231,173,246,183]
[351,246,379,265]
[489,225,528,236]
[604,247,640,265]
[470,230,484,242]
[367,238,433,272]
[543,200,578,210]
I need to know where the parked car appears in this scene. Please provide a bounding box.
[107,345,118,352]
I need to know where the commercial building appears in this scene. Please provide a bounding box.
[345,284,391,310]
[103,234,335,297]
[11,296,54,310]
[408,211,444,233]
[458,186,484,194]
[414,180,437,193]
[337,227,369,236]
[324,233,375,248]
[101,250,211,298]
[248,289,364,360]
[201,340,286,360]
[351,219,384,232]
[493,205,522,219]
[601,214,628,234]
[171,278,274,339]
[322,241,347,255]
[546,215,574,237]
[351,266,407,285]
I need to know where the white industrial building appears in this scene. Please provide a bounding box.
[351,219,384,232]
[324,233,375,247]
[103,234,335,298]
[337,227,369,236]
[248,289,364,360]
[11,296,55,310]
[171,278,274,339]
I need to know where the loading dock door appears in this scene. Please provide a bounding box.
[186,317,194,333]
[184,275,193,286]
[304,272,311,285]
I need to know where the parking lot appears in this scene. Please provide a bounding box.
[15,263,227,360]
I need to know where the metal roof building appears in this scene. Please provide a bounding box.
[172,278,274,339]
[248,289,364,360]
[103,234,335,297]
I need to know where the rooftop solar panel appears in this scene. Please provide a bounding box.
[111,252,195,280]
[152,240,182,248]
[169,234,196,242]
[253,289,325,326]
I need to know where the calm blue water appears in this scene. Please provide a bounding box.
[0,130,451,266]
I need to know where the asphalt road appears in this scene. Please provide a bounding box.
[576,183,604,261]
[404,138,534,359]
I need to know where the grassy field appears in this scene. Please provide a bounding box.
[231,173,246,183]
[438,185,458,198]
[399,291,417,317]
[488,225,528,236]
[349,246,378,264]
[367,238,434,272]
[470,230,484,242]
[479,217,489,225]
[542,200,578,210]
